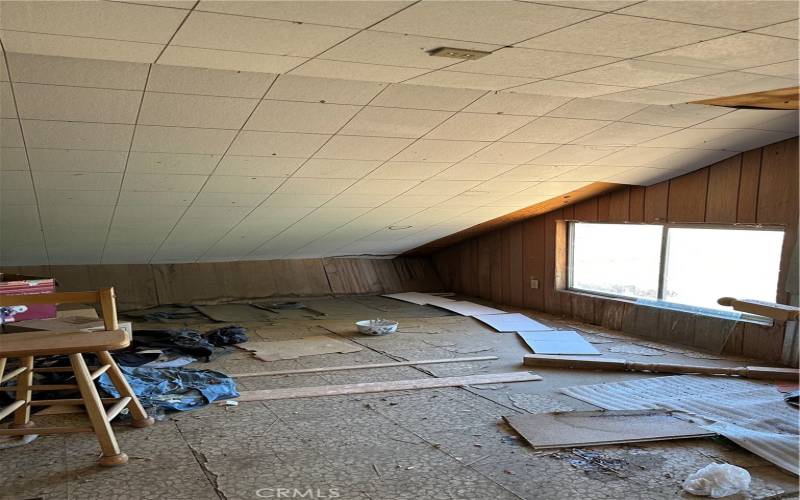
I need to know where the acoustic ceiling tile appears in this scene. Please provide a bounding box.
[343,178,419,196]
[491,193,551,207]
[172,11,356,57]
[0,83,13,118]
[133,125,236,154]
[275,177,354,195]
[433,163,517,181]
[528,144,622,165]
[113,205,185,224]
[531,1,641,12]
[13,83,141,123]
[117,190,195,206]
[393,139,488,163]
[0,189,36,205]
[642,128,795,152]
[495,165,577,181]
[0,1,186,43]
[572,122,680,146]
[546,98,649,121]
[622,104,732,128]
[0,148,28,171]
[511,79,629,98]
[562,60,719,87]
[641,33,799,71]
[504,117,611,144]
[437,192,508,207]
[465,205,515,219]
[373,1,597,45]
[617,1,799,31]
[425,113,534,141]
[324,193,395,208]
[653,71,798,96]
[475,179,537,194]
[1,170,34,190]
[551,165,632,181]
[229,131,329,157]
[216,156,304,177]
[246,100,361,134]
[28,149,128,172]
[203,175,283,194]
[465,92,571,116]
[6,53,149,90]
[22,120,134,151]
[340,107,453,138]
[0,119,24,148]
[590,146,687,167]
[127,152,222,175]
[121,173,207,192]
[381,194,452,208]
[197,0,412,29]
[465,142,559,163]
[645,148,741,171]
[518,14,733,58]
[289,59,430,84]
[314,135,413,161]
[406,179,482,196]
[0,31,163,64]
[404,70,538,91]
[33,171,121,191]
[600,166,677,186]
[371,84,485,111]
[320,30,501,70]
[743,60,800,80]
[520,180,593,196]
[595,88,715,106]
[147,63,276,98]
[158,46,306,74]
[266,74,387,105]
[0,52,7,81]
[454,47,619,79]
[261,193,335,208]
[752,20,799,39]
[182,204,251,221]
[294,159,381,179]
[367,161,450,180]
[693,109,798,133]
[138,92,257,129]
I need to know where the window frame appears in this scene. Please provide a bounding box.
[564,220,785,311]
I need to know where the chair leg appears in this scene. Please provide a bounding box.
[69,353,128,466]
[11,356,34,429]
[95,351,154,428]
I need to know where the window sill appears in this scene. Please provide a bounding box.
[558,289,774,327]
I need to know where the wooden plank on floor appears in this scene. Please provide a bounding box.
[231,356,500,377]
[232,371,542,402]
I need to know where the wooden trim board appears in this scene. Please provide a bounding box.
[231,356,499,378]
[230,371,542,402]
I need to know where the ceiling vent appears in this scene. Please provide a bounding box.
[428,47,491,60]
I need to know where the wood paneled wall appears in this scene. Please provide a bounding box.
[433,138,799,361]
[0,256,443,311]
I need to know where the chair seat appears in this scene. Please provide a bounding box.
[0,329,129,357]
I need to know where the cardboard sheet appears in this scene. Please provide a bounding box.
[505,409,714,449]
[473,312,548,332]
[518,330,601,355]
[194,303,276,322]
[239,335,362,362]
[435,301,506,316]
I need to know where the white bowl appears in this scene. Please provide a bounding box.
[356,319,398,336]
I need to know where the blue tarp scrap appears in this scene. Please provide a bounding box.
[99,366,239,411]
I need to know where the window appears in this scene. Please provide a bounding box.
[568,222,785,313]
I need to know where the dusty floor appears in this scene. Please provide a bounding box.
[2,295,798,500]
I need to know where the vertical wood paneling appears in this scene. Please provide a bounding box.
[543,209,563,314]
[608,187,630,221]
[629,186,645,223]
[508,223,524,307]
[705,155,741,223]
[643,182,669,222]
[523,217,545,311]
[737,149,762,223]
[667,168,709,222]
[477,235,492,299]
[597,194,611,222]
[573,198,599,221]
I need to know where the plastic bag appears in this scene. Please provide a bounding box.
[682,463,751,498]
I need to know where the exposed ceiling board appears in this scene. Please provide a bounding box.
[617,1,799,31]
[1,0,799,265]
[197,1,413,29]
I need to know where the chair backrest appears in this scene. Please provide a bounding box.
[0,287,119,331]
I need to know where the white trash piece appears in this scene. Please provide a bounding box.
[682,463,751,498]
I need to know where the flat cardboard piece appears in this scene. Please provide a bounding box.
[518,330,601,355]
[382,292,455,306]
[435,301,506,316]
[239,335,362,362]
[194,303,276,322]
[505,409,715,449]
[474,312,549,332]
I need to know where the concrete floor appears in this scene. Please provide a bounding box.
[1,295,797,500]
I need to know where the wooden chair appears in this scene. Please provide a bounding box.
[0,287,154,466]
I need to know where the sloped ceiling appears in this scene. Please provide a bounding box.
[0,0,797,265]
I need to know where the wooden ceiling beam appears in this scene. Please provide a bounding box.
[691,86,799,110]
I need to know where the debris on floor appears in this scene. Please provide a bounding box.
[682,463,751,498]
[238,334,363,361]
